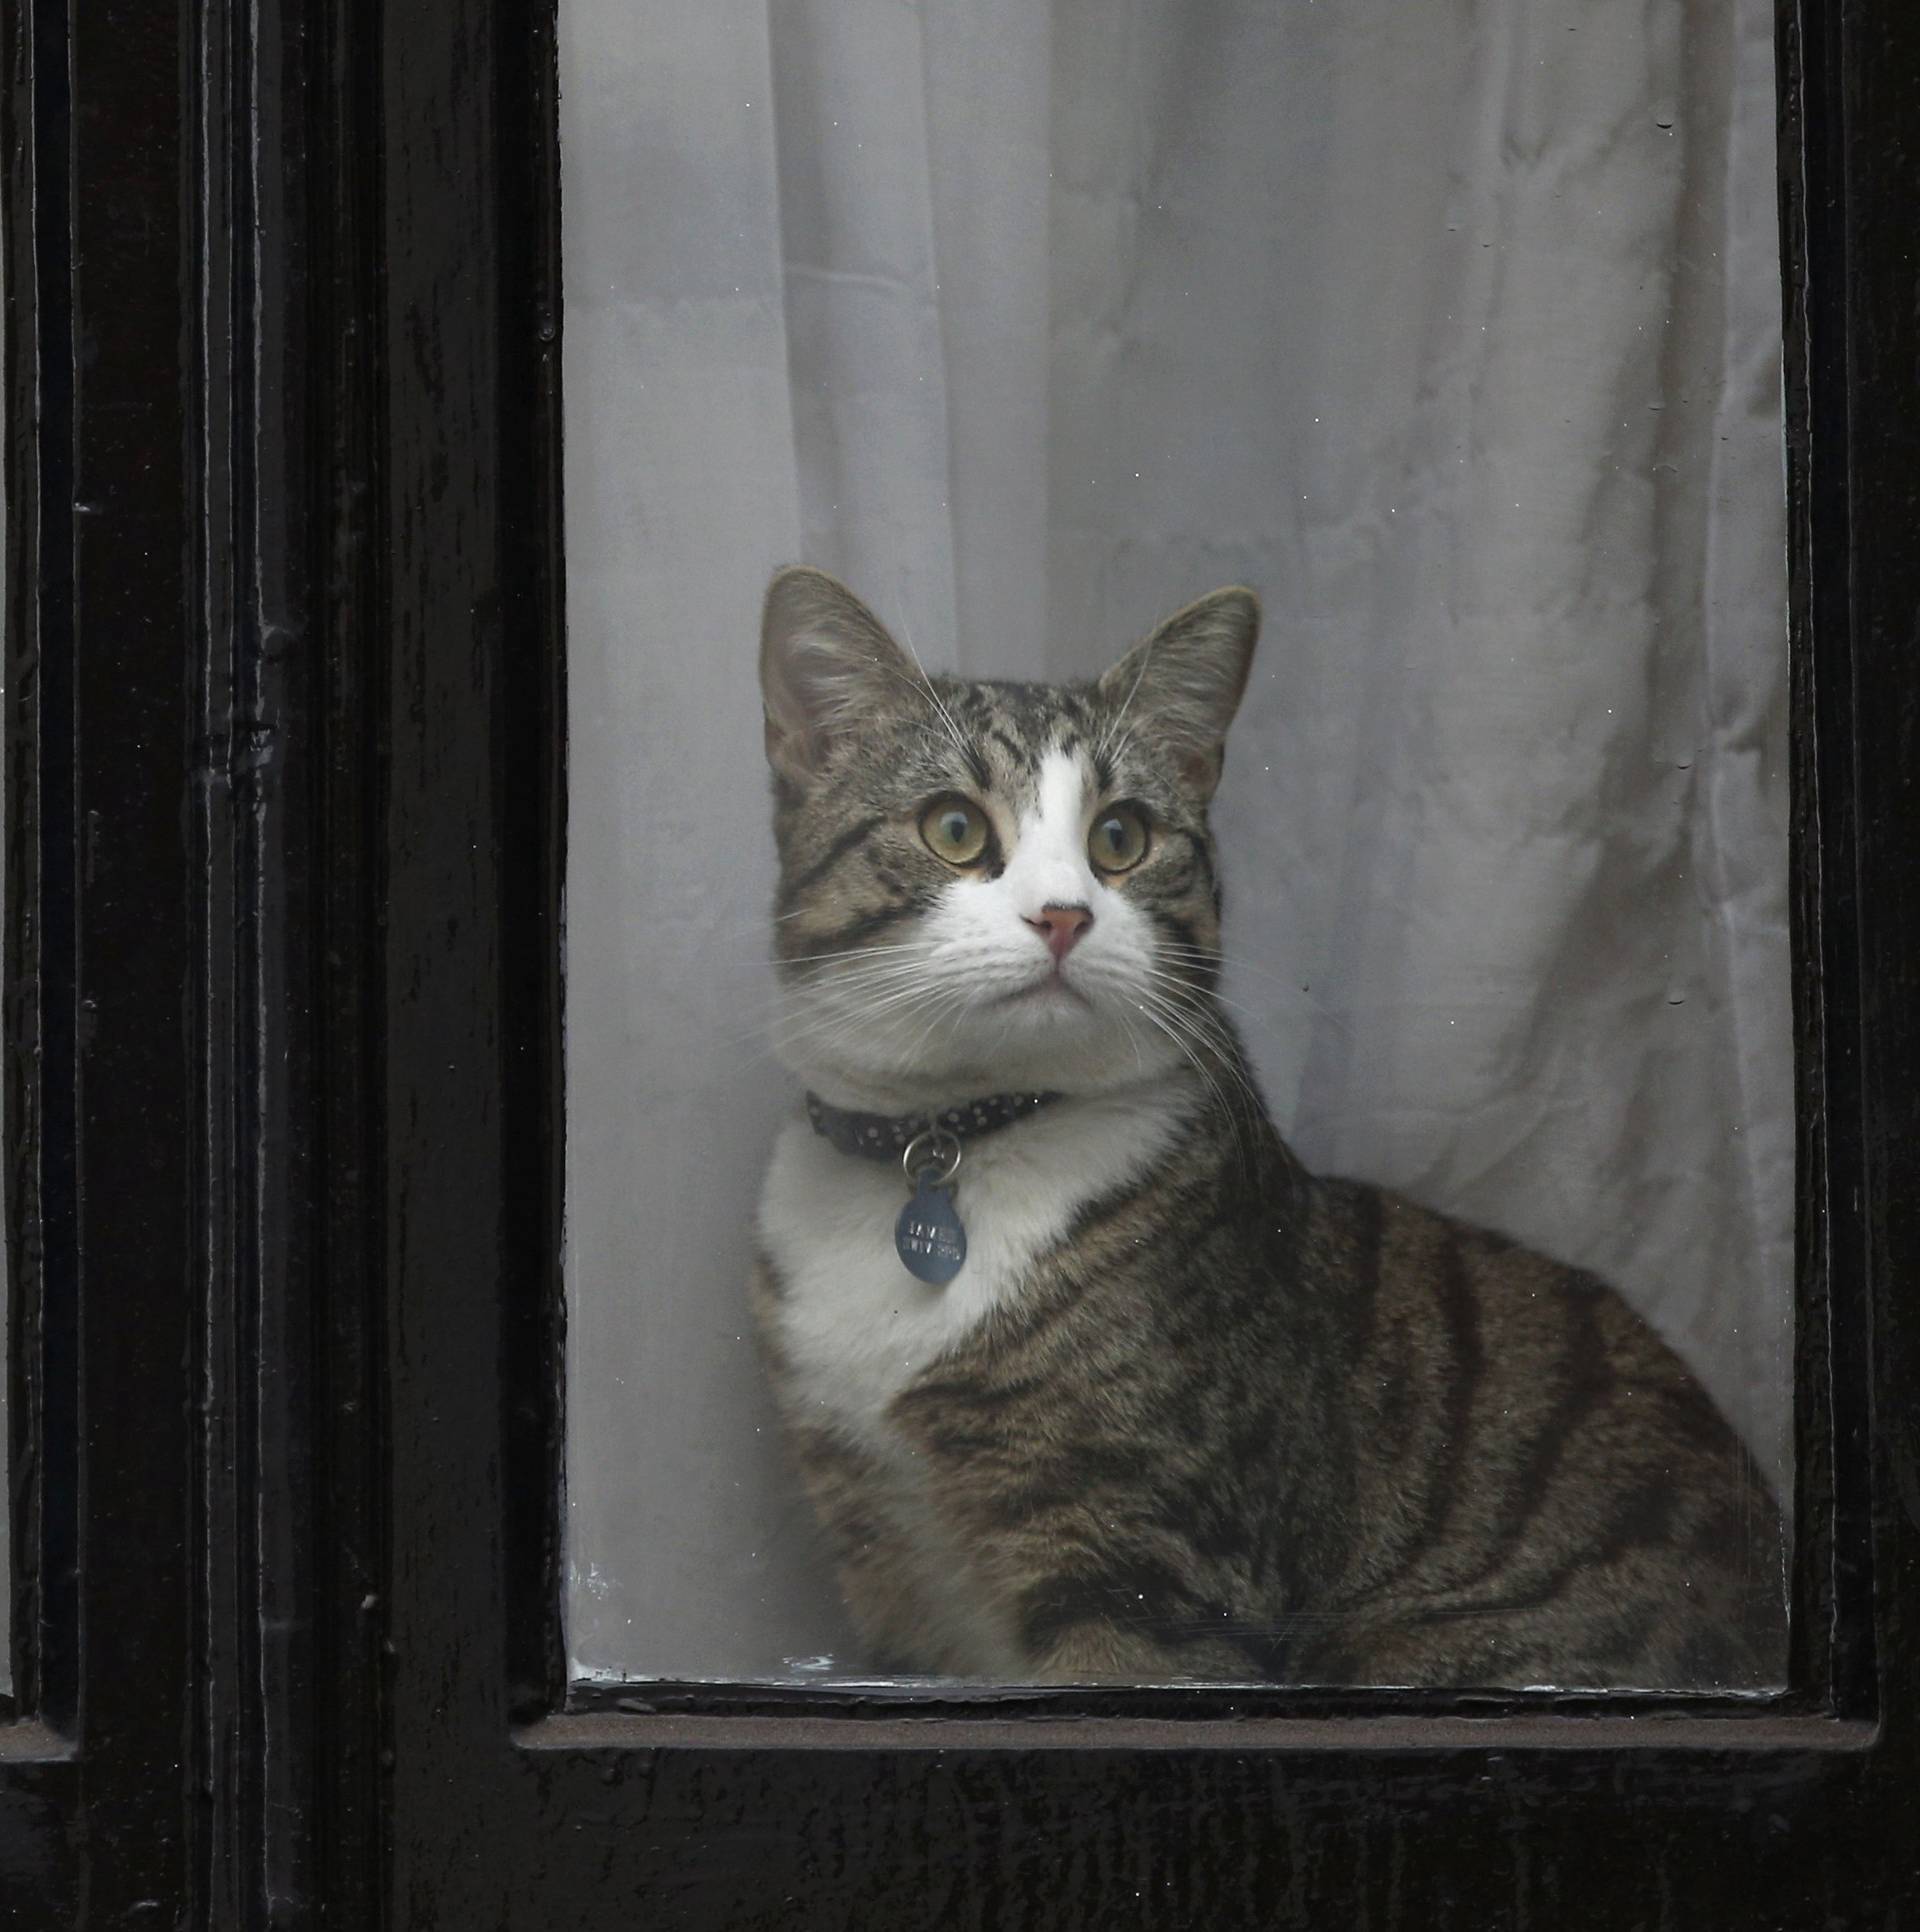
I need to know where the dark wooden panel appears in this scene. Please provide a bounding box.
[0,0,328,1914]
[0,0,202,1918]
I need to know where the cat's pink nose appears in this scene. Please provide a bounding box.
[1025,903,1093,962]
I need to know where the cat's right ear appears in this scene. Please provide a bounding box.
[759,566,915,787]
[1097,586,1261,799]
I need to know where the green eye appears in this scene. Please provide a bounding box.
[919,795,991,866]
[1089,803,1150,874]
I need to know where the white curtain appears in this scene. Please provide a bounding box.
[561,0,1789,1681]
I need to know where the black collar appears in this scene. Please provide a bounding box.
[805,1088,1063,1161]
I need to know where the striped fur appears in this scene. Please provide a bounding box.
[751,568,1785,1687]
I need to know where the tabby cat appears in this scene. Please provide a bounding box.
[750,564,1784,1688]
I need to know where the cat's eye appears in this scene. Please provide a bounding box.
[1088,803,1151,874]
[919,795,991,866]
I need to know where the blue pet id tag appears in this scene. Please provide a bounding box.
[895,1131,967,1285]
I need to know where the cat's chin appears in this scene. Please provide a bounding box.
[983,983,1099,1032]
[773,966,1197,1110]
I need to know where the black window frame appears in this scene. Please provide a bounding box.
[2,0,1917,1920]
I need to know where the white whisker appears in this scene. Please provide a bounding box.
[1128,983,1265,1179]
[883,589,973,770]
[774,940,934,968]
[1094,641,1156,768]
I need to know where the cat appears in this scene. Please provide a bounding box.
[750,564,1785,1688]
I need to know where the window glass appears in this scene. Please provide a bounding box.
[560,0,1790,1689]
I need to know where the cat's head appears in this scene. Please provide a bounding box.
[759,566,1258,1109]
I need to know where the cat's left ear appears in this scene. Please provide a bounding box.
[759,566,919,787]
[1098,586,1260,798]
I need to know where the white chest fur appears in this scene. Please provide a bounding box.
[757,1082,1194,1447]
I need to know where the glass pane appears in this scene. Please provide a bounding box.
[560,0,1790,1689]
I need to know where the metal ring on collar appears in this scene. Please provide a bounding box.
[900,1127,963,1187]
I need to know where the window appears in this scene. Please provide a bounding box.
[559,0,1795,1699]
[0,0,1914,1920]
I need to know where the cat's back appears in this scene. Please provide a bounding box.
[1321,1172,1765,1506]
[1288,1174,1785,1686]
